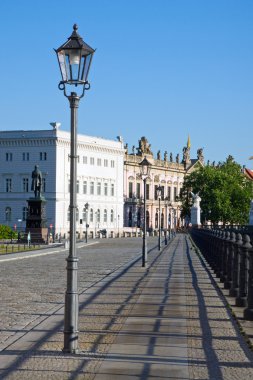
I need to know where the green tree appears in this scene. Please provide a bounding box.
[180,156,253,225]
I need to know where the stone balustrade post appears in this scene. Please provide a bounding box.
[224,231,234,289]
[244,241,253,320]
[236,234,250,307]
[230,233,242,297]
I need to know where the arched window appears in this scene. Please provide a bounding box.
[22,207,28,221]
[137,210,141,228]
[5,207,11,222]
[90,208,93,222]
[155,212,158,229]
[128,210,132,227]
[83,208,87,222]
[110,209,114,223]
[97,209,100,223]
[161,212,164,229]
[146,210,150,229]
[104,209,107,223]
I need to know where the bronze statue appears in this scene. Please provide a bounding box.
[157,150,161,160]
[31,165,42,198]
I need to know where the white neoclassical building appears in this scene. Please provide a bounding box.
[0,125,125,236]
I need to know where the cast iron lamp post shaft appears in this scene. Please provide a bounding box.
[142,177,147,267]
[158,196,161,250]
[63,92,80,353]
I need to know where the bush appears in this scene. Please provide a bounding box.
[0,225,17,239]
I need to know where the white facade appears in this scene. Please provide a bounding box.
[0,127,125,236]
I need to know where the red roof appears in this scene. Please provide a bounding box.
[245,168,253,180]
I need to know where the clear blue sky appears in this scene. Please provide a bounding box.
[1,0,253,166]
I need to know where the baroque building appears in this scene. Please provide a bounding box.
[123,136,203,231]
[0,125,125,236]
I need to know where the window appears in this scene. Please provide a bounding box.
[110,209,114,223]
[40,152,47,161]
[67,206,70,221]
[136,183,141,198]
[22,207,28,221]
[90,208,93,222]
[6,153,13,161]
[22,178,29,192]
[83,181,87,194]
[22,152,29,161]
[111,160,115,168]
[104,159,108,167]
[104,209,107,223]
[90,181,94,195]
[129,182,133,198]
[97,182,101,195]
[97,158,102,166]
[83,156,87,164]
[146,184,150,200]
[90,157,95,165]
[154,185,158,200]
[42,178,46,193]
[167,186,171,201]
[76,207,79,222]
[6,178,12,192]
[76,180,80,193]
[77,156,80,163]
[161,186,165,200]
[174,187,177,201]
[5,207,11,222]
[83,208,87,222]
[111,183,114,197]
[104,183,108,196]
[96,209,100,223]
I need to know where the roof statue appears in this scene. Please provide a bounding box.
[157,150,161,160]
[137,136,153,156]
[164,151,168,162]
[197,148,204,164]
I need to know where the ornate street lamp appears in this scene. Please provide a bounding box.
[156,185,162,250]
[139,157,152,267]
[55,24,95,354]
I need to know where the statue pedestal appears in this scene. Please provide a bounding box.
[26,197,48,243]
[191,206,201,227]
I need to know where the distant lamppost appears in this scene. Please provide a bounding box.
[156,185,162,250]
[139,157,152,267]
[164,197,170,245]
[55,24,95,354]
[85,202,89,243]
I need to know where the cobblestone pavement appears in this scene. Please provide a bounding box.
[184,235,253,380]
[0,235,253,379]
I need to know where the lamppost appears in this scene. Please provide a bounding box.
[85,202,89,243]
[139,157,152,267]
[55,24,95,354]
[164,197,169,245]
[156,185,162,250]
[118,214,120,237]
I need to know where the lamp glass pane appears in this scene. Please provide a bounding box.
[83,53,92,81]
[57,51,68,81]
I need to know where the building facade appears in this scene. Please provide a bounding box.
[0,126,125,236]
[123,136,203,231]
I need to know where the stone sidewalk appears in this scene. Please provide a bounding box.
[1,234,253,379]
